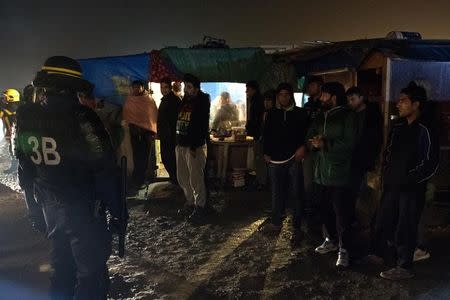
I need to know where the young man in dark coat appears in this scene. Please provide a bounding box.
[307,82,358,268]
[262,83,308,234]
[346,87,383,220]
[377,82,439,280]
[158,77,181,184]
[303,76,324,217]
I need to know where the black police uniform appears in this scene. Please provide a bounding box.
[15,94,121,299]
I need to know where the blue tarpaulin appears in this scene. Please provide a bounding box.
[280,39,450,76]
[78,53,150,105]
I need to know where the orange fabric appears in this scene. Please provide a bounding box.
[123,94,158,133]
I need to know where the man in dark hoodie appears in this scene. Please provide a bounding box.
[158,77,181,184]
[376,82,439,280]
[307,82,357,268]
[262,83,309,234]
[303,76,324,218]
[176,73,210,222]
[346,87,383,220]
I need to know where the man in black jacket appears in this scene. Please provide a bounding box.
[377,82,439,280]
[176,73,210,222]
[15,56,124,299]
[158,77,181,184]
[303,76,324,217]
[263,83,308,233]
[346,87,383,220]
[246,81,267,188]
[245,81,264,139]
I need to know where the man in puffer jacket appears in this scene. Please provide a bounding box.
[307,82,357,268]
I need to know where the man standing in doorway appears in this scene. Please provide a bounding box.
[176,74,210,223]
[158,77,181,184]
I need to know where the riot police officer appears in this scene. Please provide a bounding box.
[15,56,124,299]
[1,88,20,138]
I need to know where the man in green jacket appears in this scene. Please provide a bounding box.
[307,82,357,268]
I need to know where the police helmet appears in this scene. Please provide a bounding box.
[2,89,20,102]
[33,56,93,93]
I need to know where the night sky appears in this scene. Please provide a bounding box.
[2,0,450,89]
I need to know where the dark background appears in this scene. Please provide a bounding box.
[2,0,450,89]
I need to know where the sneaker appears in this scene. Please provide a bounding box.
[315,238,338,254]
[336,249,350,268]
[413,248,431,262]
[380,267,414,280]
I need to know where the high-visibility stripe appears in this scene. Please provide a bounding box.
[42,66,82,77]
[2,109,14,116]
[46,71,82,79]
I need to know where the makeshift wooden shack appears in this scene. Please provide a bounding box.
[276,37,450,213]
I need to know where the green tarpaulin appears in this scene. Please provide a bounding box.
[161,48,272,82]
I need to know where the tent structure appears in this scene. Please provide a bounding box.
[78,47,291,105]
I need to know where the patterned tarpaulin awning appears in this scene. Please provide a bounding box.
[149,50,182,82]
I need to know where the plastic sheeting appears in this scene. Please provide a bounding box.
[161,48,271,82]
[389,59,450,101]
[149,50,182,82]
[78,53,150,105]
[287,39,450,76]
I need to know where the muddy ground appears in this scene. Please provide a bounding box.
[1,137,450,299]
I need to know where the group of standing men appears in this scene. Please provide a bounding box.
[257,76,439,280]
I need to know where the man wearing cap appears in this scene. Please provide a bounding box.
[15,56,124,299]
[262,83,308,234]
[307,82,357,268]
[176,73,210,222]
